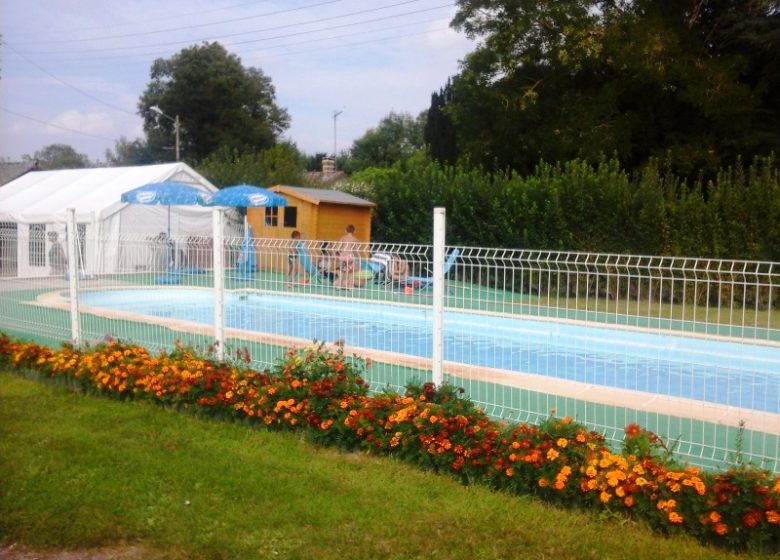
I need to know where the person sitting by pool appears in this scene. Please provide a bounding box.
[316,242,338,282]
[387,255,409,286]
[286,230,301,287]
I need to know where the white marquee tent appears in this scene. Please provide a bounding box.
[0,163,240,277]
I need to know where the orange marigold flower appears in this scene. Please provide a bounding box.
[556,438,568,448]
[546,448,560,461]
[765,511,780,525]
[624,423,642,438]
[553,480,565,491]
[741,510,762,529]
[575,432,586,443]
[538,478,549,488]
[623,496,635,507]
[505,468,514,477]
[599,491,611,504]
[714,522,729,536]
[585,466,597,478]
[709,511,722,524]
[668,512,684,524]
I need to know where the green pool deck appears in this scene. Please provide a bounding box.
[1,270,778,473]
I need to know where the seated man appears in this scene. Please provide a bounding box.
[367,252,393,283]
[387,255,409,284]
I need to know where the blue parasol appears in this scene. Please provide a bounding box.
[197,183,288,208]
[121,180,204,237]
[121,180,205,284]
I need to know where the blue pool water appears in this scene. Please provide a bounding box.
[79,288,780,415]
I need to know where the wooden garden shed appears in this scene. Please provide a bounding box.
[246,185,376,273]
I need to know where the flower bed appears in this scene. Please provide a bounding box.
[0,332,778,553]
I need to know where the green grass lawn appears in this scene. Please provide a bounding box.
[0,371,774,560]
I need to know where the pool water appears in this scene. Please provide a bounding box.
[79,289,780,415]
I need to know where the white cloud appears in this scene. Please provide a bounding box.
[46,110,116,136]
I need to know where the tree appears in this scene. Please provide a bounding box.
[446,0,780,175]
[23,144,90,169]
[198,143,304,189]
[424,81,458,167]
[138,42,290,162]
[344,111,425,173]
[104,136,154,166]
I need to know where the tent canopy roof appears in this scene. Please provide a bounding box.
[0,162,218,224]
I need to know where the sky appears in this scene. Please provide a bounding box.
[0,0,475,164]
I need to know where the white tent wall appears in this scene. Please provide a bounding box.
[0,163,240,278]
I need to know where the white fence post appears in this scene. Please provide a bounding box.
[66,208,81,347]
[432,207,446,386]
[212,208,225,361]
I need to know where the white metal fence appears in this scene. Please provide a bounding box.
[1,211,778,474]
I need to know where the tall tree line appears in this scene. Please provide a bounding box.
[424,0,780,177]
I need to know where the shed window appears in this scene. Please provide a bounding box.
[265,207,278,226]
[29,224,46,267]
[283,207,297,228]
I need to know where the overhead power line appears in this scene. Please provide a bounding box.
[13,1,453,57]
[24,0,344,45]
[0,107,117,142]
[1,41,137,116]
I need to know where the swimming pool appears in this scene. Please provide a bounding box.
[78,288,780,415]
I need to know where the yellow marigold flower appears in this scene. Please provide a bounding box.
[606,470,626,487]
[225,391,234,399]
[635,477,648,487]
[585,466,597,478]
[556,438,568,448]
[632,464,645,475]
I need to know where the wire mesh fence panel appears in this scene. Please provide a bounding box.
[1,231,778,472]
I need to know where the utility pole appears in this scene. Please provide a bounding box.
[333,109,343,170]
[149,106,180,162]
